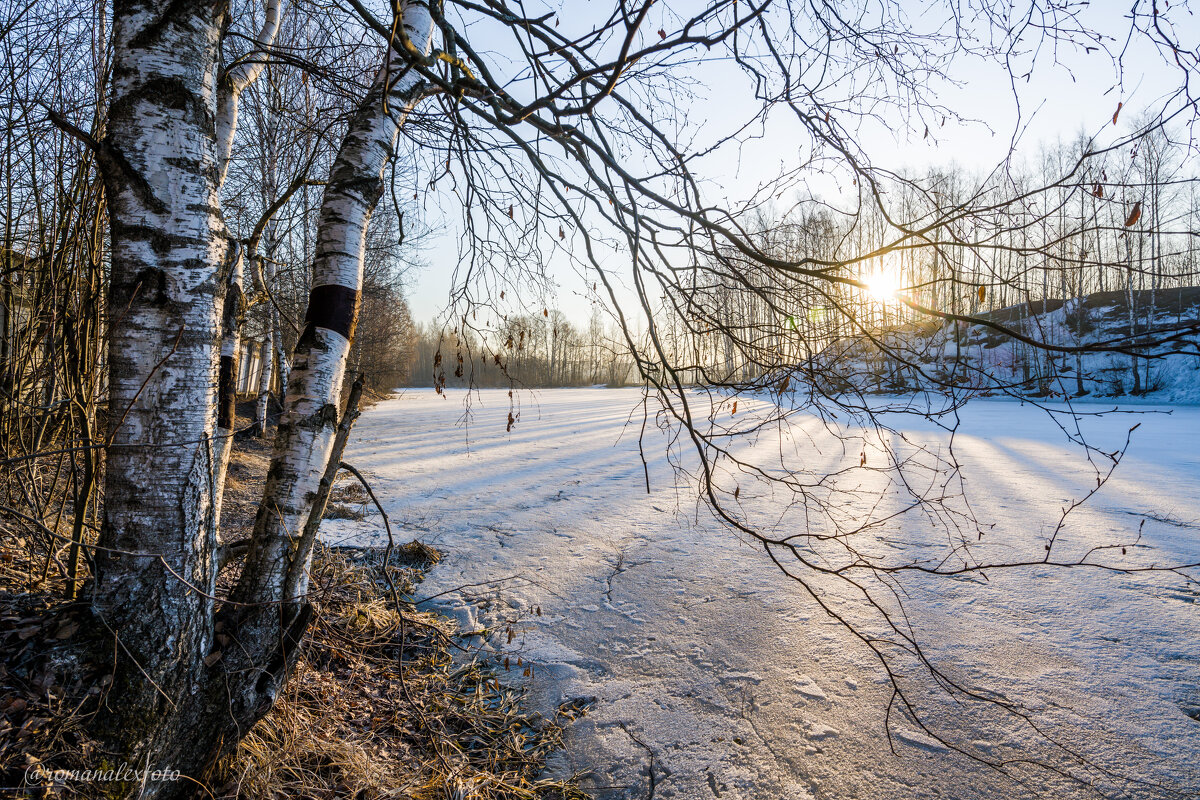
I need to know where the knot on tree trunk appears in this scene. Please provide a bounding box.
[297,403,339,432]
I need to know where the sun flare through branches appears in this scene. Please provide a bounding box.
[863,266,902,303]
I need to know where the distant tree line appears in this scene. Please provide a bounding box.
[412,126,1199,398]
[406,309,636,389]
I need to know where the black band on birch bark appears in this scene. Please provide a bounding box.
[303,284,358,341]
[218,355,236,430]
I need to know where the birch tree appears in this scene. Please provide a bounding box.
[85,0,234,774]
[212,0,283,488]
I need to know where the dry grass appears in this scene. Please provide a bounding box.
[0,532,99,793]
[213,544,590,800]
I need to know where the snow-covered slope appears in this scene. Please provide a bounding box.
[820,288,1200,403]
[330,388,1200,799]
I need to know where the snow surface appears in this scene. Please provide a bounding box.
[327,388,1200,799]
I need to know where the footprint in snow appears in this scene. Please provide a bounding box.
[719,671,763,685]
[805,722,839,740]
[791,675,827,701]
[893,727,949,753]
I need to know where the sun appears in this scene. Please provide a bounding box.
[863,267,901,302]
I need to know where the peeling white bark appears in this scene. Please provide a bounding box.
[97,1,225,613]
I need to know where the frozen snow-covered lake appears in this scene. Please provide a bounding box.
[331,387,1200,799]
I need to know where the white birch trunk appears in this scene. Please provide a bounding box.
[213,243,245,514]
[210,0,285,494]
[251,236,281,437]
[251,142,283,437]
[231,0,433,622]
[215,0,284,185]
[254,327,274,434]
[89,0,228,781]
[275,294,291,388]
